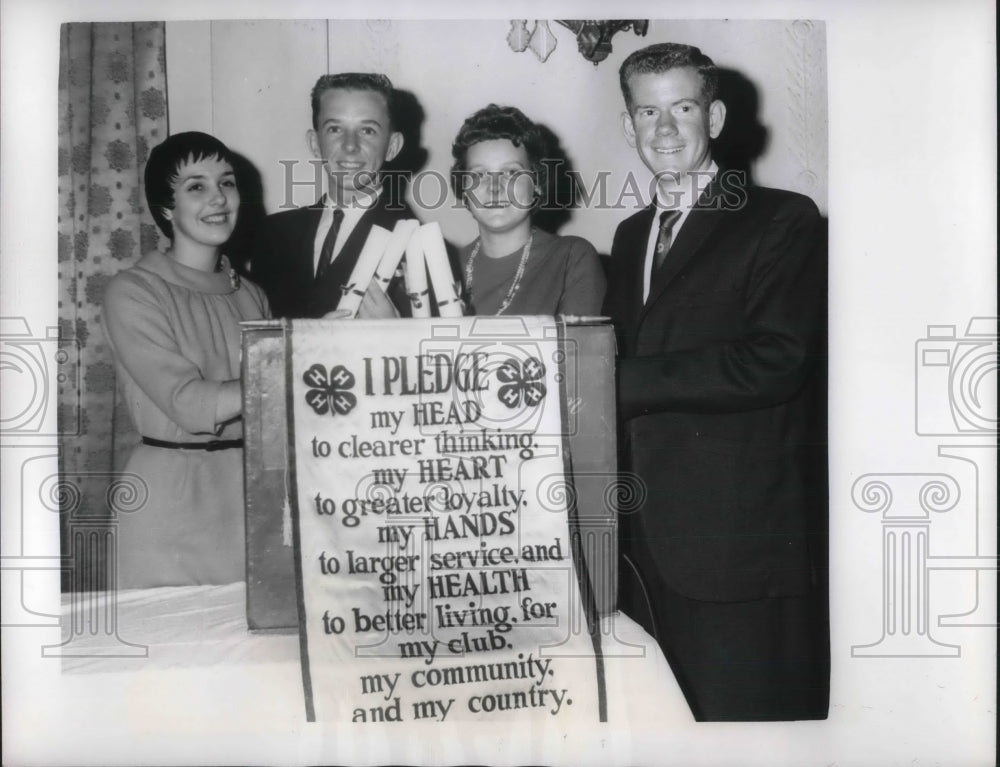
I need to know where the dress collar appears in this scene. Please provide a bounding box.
[135,250,236,295]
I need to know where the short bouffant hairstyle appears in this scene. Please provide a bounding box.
[144,131,238,240]
[619,42,719,113]
[450,104,551,205]
[310,72,396,131]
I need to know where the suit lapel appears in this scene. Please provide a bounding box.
[299,202,324,285]
[336,191,397,277]
[641,179,730,315]
[308,192,412,315]
[620,204,657,333]
[370,191,410,230]
[337,213,371,274]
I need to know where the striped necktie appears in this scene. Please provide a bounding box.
[315,207,345,281]
[653,209,682,272]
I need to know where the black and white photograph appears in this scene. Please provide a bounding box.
[0,1,995,765]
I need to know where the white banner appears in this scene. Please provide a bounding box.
[286,317,606,724]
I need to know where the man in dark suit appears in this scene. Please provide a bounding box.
[605,43,829,721]
[250,72,415,318]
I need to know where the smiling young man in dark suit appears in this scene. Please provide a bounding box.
[605,43,829,721]
[250,72,414,318]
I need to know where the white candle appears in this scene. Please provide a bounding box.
[374,219,419,292]
[335,225,392,317]
[419,222,463,317]
[402,228,431,318]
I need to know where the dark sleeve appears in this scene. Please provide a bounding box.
[555,237,607,316]
[244,214,287,318]
[619,196,826,418]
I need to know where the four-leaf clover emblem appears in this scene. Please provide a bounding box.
[303,363,357,416]
[302,354,550,417]
[496,356,547,410]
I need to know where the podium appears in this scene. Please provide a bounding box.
[241,317,619,631]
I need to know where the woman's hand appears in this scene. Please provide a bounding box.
[321,309,353,320]
[357,279,400,319]
[214,379,242,426]
[454,280,469,315]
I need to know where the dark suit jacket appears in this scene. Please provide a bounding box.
[249,193,417,319]
[605,174,828,603]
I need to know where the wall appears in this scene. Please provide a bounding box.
[166,19,827,253]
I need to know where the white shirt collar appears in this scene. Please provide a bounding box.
[642,161,719,303]
[312,187,382,275]
[655,161,719,211]
[322,185,381,211]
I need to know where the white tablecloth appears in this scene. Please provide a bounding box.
[54,582,694,766]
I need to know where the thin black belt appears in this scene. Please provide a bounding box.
[141,436,244,452]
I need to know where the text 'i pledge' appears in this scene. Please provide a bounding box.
[291,318,600,723]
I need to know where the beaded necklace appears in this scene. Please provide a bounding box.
[167,250,241,290]
[215,254,241,290]
[465,229,534,315]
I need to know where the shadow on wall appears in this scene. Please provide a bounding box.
[535,123,580,236]
[713,68,769,186]
[385,88,430,207]
[386,88,462,288]
[227,151,267,275]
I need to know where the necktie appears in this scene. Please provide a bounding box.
[315,207,344,281]
[653,209,682,272]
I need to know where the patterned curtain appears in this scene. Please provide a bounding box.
[57,22,168,591]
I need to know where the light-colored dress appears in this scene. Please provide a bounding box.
[459,229,606,316]
[103,251,268,589]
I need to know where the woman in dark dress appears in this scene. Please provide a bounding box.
[451,104,605,316]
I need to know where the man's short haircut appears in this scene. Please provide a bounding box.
[619,42,719,113]
[449,103,551,205]
[144,131,237,240]
[310,72,396,130]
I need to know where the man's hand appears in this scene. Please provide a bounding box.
[357,279,400,319]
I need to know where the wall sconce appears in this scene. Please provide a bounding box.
[507,20,649,65]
